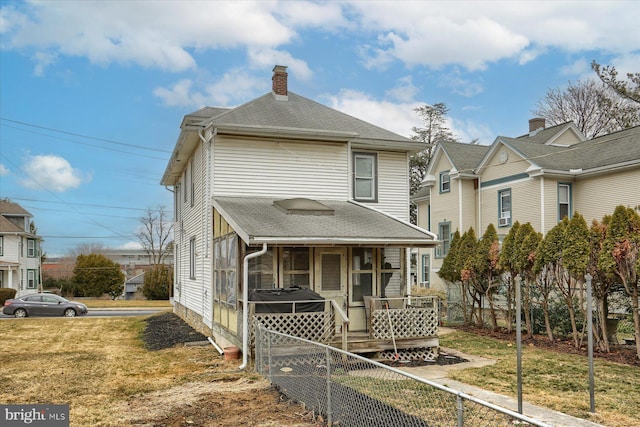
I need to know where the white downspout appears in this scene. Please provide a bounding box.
[239,243,267,370]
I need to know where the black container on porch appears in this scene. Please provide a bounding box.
[249,286,324,313]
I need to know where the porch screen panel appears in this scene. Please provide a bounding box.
[352,248,373,302]
[283,247,310,288]
[381,247,402,297]
[321,254,341,291]
[248,248,274,290]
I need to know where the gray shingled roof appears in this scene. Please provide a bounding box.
[0,200,31,216]
[439,141,489,174]
[213,197,436,247]
[503,125,640,171]
[201,92,413,143]
[0,215,23,233]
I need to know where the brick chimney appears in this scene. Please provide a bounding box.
[529,117,545,135]
[272,65,288,100]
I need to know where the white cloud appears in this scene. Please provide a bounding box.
[120,241,143,250]
[439,70,484,97]
[20,154,88,192]
[348,1,640,71]
[385,76,419,103]
[0,163,9,176]
[153,79,207,108]
[325,89,422,137]
[247,48,313,81]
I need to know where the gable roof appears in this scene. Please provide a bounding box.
[438,141,489,175]
[162,90,424,185]
[213,196,437,247]
[0,199,32,216]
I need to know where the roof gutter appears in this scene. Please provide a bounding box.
[239,242,267,370]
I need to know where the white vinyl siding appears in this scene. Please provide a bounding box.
[213,138,349,200]
[375,151,410,220]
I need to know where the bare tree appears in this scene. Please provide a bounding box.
[534,79,640,138]
[67,242,107,258]
[592,61,640,104]
[137,206,174,265]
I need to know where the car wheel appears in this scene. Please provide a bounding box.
[64,308,77,317]
[14,308,27,318]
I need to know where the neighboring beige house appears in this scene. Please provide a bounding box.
[0,199,42,296]
[414,120,640,291]
[161,66,438,360]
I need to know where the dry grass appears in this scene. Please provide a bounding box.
[440,331,640,427]
[79,299,172,308]
[0,317,245,426]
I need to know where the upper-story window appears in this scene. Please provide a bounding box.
[558,183,572,221]
[0,236,3,256]
[27,239,36,257]
[439,171,450,193]
[498,189,511,227]
[353,152,377,201]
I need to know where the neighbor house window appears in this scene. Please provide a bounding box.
[558,183,572,221]
[439,171,450,193]
[189,237,196,279]
[27,270,36,289]
[436,222,451,258]
[353,152,377,201]
[421,254,430,288]
[498,189,511,227]
[282,247,310,287]
[27,239,36,257]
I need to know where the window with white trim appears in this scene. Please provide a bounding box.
[558,183,571,221]
[439,171,450,193]
[353,152,377,201]
[421,254,430,288]
[27,270,37,289]
[0,236,3,256]
[498,189,511,227]
[189,237,196,279]
[436,222,451,258]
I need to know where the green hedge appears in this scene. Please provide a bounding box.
[0,288,17,305]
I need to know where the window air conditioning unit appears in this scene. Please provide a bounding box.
[499,217,510,227]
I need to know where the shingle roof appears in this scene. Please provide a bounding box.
[201,92,413,144]
[439,141,489,174]
[0,200,31,216]
[0,215,23,233]
[213,197,436,247]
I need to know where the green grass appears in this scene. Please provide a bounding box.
[440,331,640,427]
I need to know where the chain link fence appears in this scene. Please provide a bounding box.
[254,322,550,427]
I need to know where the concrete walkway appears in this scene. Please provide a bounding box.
[396,329,604,427]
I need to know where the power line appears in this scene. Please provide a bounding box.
[0,117,172,154]
[9,196,171,213]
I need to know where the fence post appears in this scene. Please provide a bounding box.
[325,346,332,425]
[456,394,464,427]
[267,327,273,381]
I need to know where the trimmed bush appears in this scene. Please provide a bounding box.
[0,288,17,305]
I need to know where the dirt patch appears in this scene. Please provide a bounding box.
[136,312,321,426]
[459,326,640,367]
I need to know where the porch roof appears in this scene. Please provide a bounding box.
[212,197,438,247]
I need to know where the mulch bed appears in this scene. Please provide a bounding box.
[142,312,208,350]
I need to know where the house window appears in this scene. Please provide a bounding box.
[421,254,430,288]
[27,270,37,289]
[190,158,195,207]
[0,236,3,256]
[436,222,451,258]
[353,152,377,201]
[189,237,196,279]
[498,189,511,227]
[558,183,572,220]
[27,239,36,258]
[282,247,310,288]
[183,171,187,203]
[439,171,450,193]
[351,248,373,303]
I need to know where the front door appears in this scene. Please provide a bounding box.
[314,248,347,314]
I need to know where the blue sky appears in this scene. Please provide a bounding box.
[1,1,638,257]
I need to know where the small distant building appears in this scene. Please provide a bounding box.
[124,272,145,300]
[0,199,43,296]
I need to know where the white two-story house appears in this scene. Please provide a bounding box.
[0,199,42,296]
[161,66,439,361]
